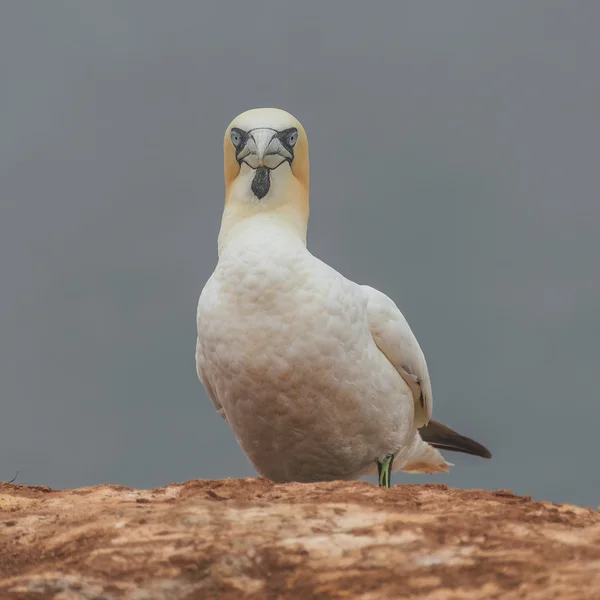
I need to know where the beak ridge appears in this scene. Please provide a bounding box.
[237,128,292,169]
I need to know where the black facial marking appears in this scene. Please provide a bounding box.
[230,127,249,156]
[276,127,298,158]
[232,126,297,199]
[251,166,270,199]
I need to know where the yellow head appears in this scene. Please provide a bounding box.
[222,108,310,236]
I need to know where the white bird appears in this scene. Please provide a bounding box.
[196,108,490,487]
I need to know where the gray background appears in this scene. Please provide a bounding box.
[1,1,599,507]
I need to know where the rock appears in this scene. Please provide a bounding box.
[1,479,599,599]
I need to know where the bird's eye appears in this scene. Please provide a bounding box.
[230,128,245,148]
[286,129,298,148]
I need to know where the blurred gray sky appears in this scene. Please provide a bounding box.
[1,1,599,507]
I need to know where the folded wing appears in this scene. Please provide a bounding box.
[362,285,432,428]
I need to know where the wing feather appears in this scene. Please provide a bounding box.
[362,285,432,427]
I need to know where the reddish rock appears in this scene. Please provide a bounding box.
[1,479,599,599]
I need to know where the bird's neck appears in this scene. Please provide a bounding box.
[218,178,309,256]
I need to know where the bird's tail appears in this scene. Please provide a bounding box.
[400,419,491,474]
[400,438,452,473]
[419,419,492,459]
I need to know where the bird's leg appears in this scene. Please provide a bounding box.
[377,454,395,488]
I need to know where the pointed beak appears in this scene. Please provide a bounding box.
[236,128,293,169]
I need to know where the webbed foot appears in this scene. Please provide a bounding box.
[377,454,394,488]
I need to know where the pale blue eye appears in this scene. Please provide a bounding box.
[230,128,246,149]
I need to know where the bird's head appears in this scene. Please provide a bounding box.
[223,108,309,214]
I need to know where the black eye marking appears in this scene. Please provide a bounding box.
[232,126,298,181]
[230,127,248,151]
[277,128,298,157]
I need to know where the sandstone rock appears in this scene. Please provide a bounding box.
[1,479,599,599]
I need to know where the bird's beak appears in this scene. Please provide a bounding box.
[237,128,293,170]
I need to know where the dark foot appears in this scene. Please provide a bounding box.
[377,454,394,488]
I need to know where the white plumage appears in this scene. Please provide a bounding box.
[196,108,489,485]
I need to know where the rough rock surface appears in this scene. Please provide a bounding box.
[1,479,600,599]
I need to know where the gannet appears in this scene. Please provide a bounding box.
[196,108,491,487]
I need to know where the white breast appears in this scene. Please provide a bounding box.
[196,217,415,482]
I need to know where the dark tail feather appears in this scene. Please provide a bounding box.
[419,419,492,459]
